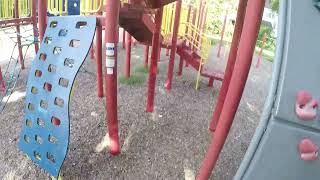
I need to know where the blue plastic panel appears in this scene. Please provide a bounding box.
[18,16,96,178]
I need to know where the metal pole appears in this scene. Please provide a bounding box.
[105,0,120,155]
[38,0,47,42]
[122,29,126,49]
[90,45,95,59]
[124,32,132,79]
[217,9,228,58]
[14,0,24,69]
[256,32,267,68]
[0,67,5,92]
[31,0,39,53]
[144,45,149,68]
[209,0,247,131]
[146,7,164,112]
[197,0,265,179]
[165,0,182,91]
[96,3,103,98]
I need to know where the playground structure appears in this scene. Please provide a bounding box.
[0,0,39,112]
[14,0,262,178]
[2,0,319,179]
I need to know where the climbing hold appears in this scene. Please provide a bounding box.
[298,138,318,161]
[295,90,318,121]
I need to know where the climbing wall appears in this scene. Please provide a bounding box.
[18,16,96,178]
[235,1,320,179]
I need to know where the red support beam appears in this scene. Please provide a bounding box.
[196,0,265,179]
[146,7,164,112]
[124,32,132,79]
[31,0,39,53]
[0,67,5,92]
[38,0,47,42]
[165,0,182,91]
[96,7,104,98]
[209,0,248,131]
[256,32,267,68]
[178,56,184,76]
[217,9,228,58]
[144,45,149,68]
[14,0,24,69]
[90,45,95,59]
[122,29,126,49]
[105,0,120,156]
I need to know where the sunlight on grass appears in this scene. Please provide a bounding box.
[119,74,145,85]
[134,66,149,74]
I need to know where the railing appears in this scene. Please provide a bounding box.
[48,0,68,15]
[0,0,32,19]
[182,22,210,89]
[80,0,105,14]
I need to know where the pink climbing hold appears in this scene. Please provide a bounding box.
[295,90,318,121]
[298,138,318,161]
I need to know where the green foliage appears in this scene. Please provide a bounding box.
[119,74,145,85]
[271,0,280,13]
[134,66,149,74]
[257,24,276,52]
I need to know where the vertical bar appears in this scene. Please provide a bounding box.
[217,10,228,58]
[256,32,267,68]
[146,7,164,112]
[96,4,103,98]
[105,0,120,156]
[210,0,247,131]
[122,29,126,49]
[0,67,5,92]
[124,32,132,79]
[190,8,197,50]
[166,48,170,56]
[196,0,265,179]
[38,0,47,42]
[144,45,149,68]
[14,0,25,69]
[185,5,192,35]
[90,45,95,59]
[177,56,184,76]
[165,0,182,91]
[31,0,39,53]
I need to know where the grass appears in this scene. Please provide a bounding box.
[134,66,149,74]
[119,74,145,85]
[134,65,160,74]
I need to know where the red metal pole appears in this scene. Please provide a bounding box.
[38,0,47,42]
[256,32,267,68]
[197,0,265,179]
[177,56,184,76]
[165,0,182,91]
[146,7,163,112]
[217,9,228,58]
[105,0,120,155]
[14,0,25,69]
[122,29,126,49]
[31,0,39,53]
[166,48,170,56]
[144,45,149,68]
[190,8,197,51]
[124,32,132,79]
[185,5,192,35]
[209,0,247,131]
[96,8,104,98]
[0,67,5,92]
[90,45,95,59]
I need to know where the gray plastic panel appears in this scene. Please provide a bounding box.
[235,0,320,179]
[274,0,320,130]
[242,119,320,180]
[18,16,96,178]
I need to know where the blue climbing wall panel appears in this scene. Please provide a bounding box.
[18,16,96,178]
[235,1,320,179]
